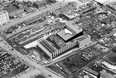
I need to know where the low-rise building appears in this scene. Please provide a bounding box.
[52,9,62,16]
[24,7,33,13]
[0,10,9,25]
[5,4,24,17]
[57,22,83,42]
[33,0,47,9]
[77,35,92,48]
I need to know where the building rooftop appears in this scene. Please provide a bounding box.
[61,5,70,13]
[5,4,24,17]
[65,22,83,34]
[52,9,62,16]
[57,28,75,41]
[57,22,83,42]
[34,0,47,6]
[24,7,33,13]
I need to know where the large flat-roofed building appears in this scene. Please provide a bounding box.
[38,39,57,59]
[22,22,85,59]
[57,28,76,42]
[0,10,9,25]
[37,38,79,59]
[36,24,81,59]
[57,22,83,42]
[34,22,83,59]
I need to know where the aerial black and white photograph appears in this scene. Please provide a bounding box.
[0,0,116,78]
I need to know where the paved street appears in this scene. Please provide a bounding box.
[0,1,69,78]
[46,41,97,66]
[0,36,63,78]
[4,0,89,39]
[0,1,67,30]
[0,1,101,78]
[7,21,46,39]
